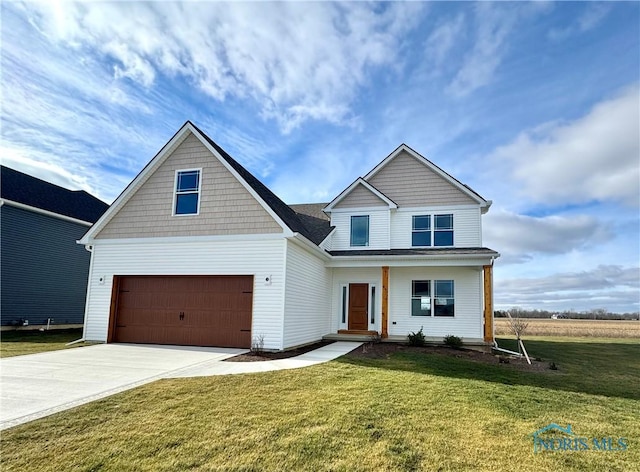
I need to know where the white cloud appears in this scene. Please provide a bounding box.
[549,3,611,41]
[446,3,520,98]
[424,13,465,68]
[489,86,640,208]
[17,2,425,133]
[495,265,640,312]
[484,209,613,264]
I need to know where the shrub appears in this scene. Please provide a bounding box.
[443,334,463,348]
[250,334,265,355]
[407,327,426,347]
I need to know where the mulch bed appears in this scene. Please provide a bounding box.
[226,339,552,371]
[225,340,335,362]
[344,342,552,372]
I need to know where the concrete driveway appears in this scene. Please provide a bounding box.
[0,343,246,430]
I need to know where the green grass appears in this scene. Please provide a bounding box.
[0,328,84,358]
[1,337,638,471]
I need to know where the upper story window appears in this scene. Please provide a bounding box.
[174,169,201,215]
[412,215,431,246]
[412,214,453,247]
[350,215,369,247]
[434,214,453,246]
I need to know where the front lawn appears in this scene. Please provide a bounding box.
[1,337,638,471]
[0,328,84,358]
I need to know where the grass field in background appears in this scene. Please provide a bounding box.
[0,329,84,358]
[1,336,638,471]
[495,318,640,338]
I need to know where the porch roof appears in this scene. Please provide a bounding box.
[329,248,499,257]
[325,247,499,267]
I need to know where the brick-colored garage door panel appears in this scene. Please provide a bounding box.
[113,276,253,348]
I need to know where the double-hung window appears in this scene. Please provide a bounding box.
[174,169,201,215]
[411,280,455,317]
[433,280,454,316]
[412,214,453,247]
[412,215,431,246]
[350,215,369,247]
[434,214,453,246]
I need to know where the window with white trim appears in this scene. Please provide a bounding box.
[411,214,453,247]
[412,215,431,246]
[350,215,369,247]
[174,169,201,215]
[411,280,455,317]
[434,214,453,246]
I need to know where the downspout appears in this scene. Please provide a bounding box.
[492,342,523,357]
[66,243,93,346]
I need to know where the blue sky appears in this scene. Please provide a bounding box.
[2,1,639,313]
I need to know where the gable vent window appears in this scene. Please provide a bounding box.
[174,169,201,215]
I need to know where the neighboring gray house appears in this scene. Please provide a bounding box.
[1,166,109,327]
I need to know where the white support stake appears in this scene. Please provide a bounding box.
[519,339,531,365]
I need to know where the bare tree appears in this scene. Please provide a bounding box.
[506,310,531,364]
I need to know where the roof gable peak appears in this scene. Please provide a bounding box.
[324,177,397,212]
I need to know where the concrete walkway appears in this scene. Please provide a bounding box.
[166,341,363,377]
[0,341,361,430]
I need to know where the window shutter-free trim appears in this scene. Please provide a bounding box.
[174,168,202,216]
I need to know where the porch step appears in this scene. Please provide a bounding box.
[337,329,379,336]
[323,333,379,342]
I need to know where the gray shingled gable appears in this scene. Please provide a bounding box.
[1,166,108,223]
[189,122,332,246]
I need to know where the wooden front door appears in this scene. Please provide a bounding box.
[348,283,369,330]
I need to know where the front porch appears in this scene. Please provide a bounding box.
[323,332,492,350]
[328,260,497,344]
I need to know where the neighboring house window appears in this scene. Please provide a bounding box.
[350,215,369,247]
[174,169,201,215]
[434,214,453,246]
[412,215,431,246]
[412,214,454,247]
[411,280,455,317]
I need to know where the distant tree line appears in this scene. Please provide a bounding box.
[495,308,640,320]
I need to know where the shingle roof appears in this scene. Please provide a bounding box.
[329,248,499,257]
[189,123,332,246]
[289,203,330,221]
[1,166,109,223]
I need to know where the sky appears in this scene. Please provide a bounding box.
[1,1,639,313]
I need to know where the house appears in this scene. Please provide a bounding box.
[79,121,499,350]
[1,166,109,328]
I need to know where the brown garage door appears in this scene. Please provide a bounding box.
[109,275,253,348]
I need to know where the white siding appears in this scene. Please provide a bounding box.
[390,207,481,249]
[330,267,381,333]
[388,267,483,340]
[282,241,332,349]
[84,238,287,350]
[329,209,390,250]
